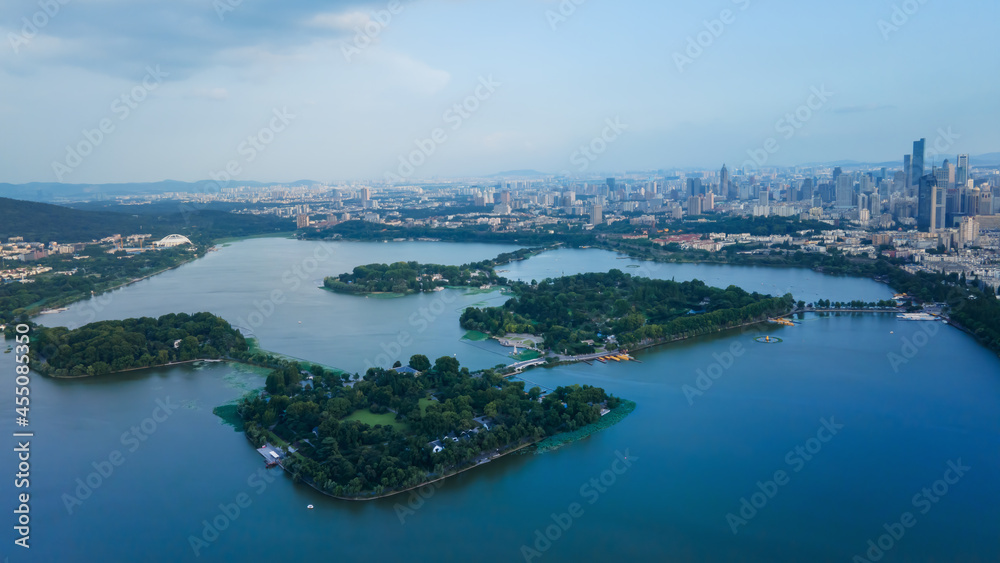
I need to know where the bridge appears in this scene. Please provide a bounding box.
[507,357,546,373]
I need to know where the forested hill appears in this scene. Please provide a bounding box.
[461,270,794,353]
[0,197,292,243]
[29,312,248,377]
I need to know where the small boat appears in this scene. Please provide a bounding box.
[307,504,314,510]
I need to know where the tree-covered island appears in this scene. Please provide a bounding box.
[27,312,250,377]
[322,247,549,295]
[17,309,633,500]
[238,355,630,498]
[461,269,794,355]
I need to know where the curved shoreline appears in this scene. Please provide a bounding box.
[273,397,638,501]
[269,436,542,502]
[534,399,636,454]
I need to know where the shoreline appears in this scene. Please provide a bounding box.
[44,357,235,379]
[517,316,787,374]
[23,253,204,319]
[279,438,542,502]
[270,397,637,501]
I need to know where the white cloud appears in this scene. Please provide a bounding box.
[307,11,371,31]
[369,51,451,96]
[190,87,229,101]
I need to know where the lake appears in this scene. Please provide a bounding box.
[4,238,997,562]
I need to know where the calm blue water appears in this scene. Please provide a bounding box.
[2,240,995,562]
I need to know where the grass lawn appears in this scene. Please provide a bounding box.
[418,397,435,414]
[511,349,542,361]
[462,330,489,341]
[344,409,409,431]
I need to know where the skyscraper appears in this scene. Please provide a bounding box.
[687,196,702,216]
[935,184,947,231]
[918,174,938,232]
[934,167,951,192]
[911,138,926,188]
[957,154,970,186]
[903,155,912,192]
[836,175,854,208]
[686,178,703,198]
[720,164,733,200]
[589,204,603,226]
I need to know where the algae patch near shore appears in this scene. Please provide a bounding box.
[534,399,636,454]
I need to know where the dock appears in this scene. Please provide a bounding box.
[256,444,285,467]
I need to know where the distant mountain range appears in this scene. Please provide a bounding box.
[0,179,321,203]
[0,197,291,243]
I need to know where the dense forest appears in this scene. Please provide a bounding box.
[323,247,549,295]
[605,242,1000,356]
[461,270,794,353]
[238,355,622,497]
[0,197,292,244]
[28,312,248,377]
[325,262,500,295]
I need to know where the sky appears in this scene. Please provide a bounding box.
[1,0,998,184]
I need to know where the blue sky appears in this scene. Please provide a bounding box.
[1,0,997,184]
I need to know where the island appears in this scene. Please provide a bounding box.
[322,247,549,296]
[18,310,634,500]
[238,355,632,499]
[461,269,794,355]
[324,261,500,295]
[27,312,250,377]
